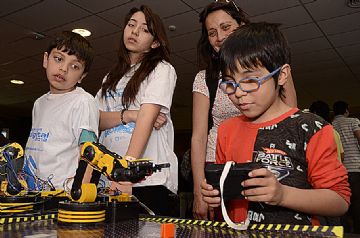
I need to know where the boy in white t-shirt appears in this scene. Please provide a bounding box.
[25,31,99,190]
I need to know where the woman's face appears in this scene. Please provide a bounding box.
[205,9,240,53]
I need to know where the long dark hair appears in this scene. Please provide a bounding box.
[101,5,170,107]
[198,1,249,83]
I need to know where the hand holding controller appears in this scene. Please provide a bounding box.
[205,162,262,202]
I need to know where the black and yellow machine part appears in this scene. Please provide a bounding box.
[57,201,106,225]
[0,195,37,213]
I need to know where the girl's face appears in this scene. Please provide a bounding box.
[205,9,240,53]
[123,11,159,59]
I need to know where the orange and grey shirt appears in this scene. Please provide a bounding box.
[216,108,350,225]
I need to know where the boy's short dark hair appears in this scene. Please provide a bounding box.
[46,31,94,73]
[219,22,291,93]
[333,101,349,116]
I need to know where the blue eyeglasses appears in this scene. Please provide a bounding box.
[219,67,282,94]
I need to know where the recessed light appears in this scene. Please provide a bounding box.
[72,28,91,37]
[10,79,24,85]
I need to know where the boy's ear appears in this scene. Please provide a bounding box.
[278,64,291,86]
[151,40,160,49]
[43,52,49,69]
[78,72,88,84]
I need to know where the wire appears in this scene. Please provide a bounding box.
[0,190,64,211]
[131,195,155,216]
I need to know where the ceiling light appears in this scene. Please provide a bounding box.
[72,28,91,37]
[347,0,360,8]
[10,79,24,85]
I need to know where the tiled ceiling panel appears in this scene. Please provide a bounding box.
[4,0,91,32]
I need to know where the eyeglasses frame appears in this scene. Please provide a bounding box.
[219,66,282,94]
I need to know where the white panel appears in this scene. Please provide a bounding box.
[337,44,360,58]
[99,0,191,25]
[282,23,323,43]
[45,15,121,40]
[169,31,201,52]
[181,0,212,10]
[4,0,90,32]
[174,49,197,64]
[91,32,122,55]
[290,37,332,55]
[249,6,312,28]
[163,11,200,38]
[67,0,131,13]
[318,12,360,35]
[328,29,360,47]
[236,0,299,16]
[305,0,360,21]
[292,49,339,66]
[0,0,42,16]
[170,53,189,66]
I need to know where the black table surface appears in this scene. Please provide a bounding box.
[1,216,355,238]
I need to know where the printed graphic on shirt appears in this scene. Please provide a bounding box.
[247,110,328,225]
[253,145,294,181]
[28,128,50,143]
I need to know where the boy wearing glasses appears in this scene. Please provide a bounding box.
[201,22,350,225]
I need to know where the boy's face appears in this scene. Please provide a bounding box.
[43,47,87,94]
[225,62,287,123]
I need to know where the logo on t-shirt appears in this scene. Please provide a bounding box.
[253,147,294,180]
[29,128,50,142]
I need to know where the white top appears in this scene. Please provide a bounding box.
[96,61,178,194]
[192,70,240,162]
[25,87,99,188]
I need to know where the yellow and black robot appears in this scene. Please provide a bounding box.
[57,142,169,225]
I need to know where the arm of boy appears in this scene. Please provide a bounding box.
[99,110,166,131]
[191,92,210,220]
[242,125,350,217]
[242,168,348,216]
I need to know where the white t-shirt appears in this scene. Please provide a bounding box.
[96,61,178,194]
[25,87,99,188]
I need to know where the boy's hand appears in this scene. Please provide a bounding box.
[200,179,221,208]
[241,168,284,206]
[110,181,133,195]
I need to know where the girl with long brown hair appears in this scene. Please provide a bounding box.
[96,5,177,216]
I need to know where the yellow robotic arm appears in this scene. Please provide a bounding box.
[70,142,169,202]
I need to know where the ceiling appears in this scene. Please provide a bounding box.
[0,0,360,131]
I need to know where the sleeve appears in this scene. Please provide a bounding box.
[72,94,100,143]
[352,118,360,132]
[193,70,209,97]
[79,129,97,145]
[95,75,109,111]
[306,124,351,204]
[216,123,227,164]
[333,130,344,155]
[140,61,177,112]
